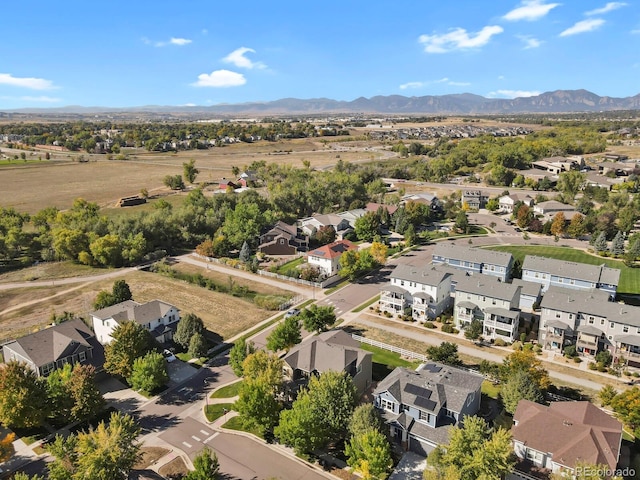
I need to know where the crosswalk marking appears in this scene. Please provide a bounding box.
[200,429,211,436]
[204,432,219,443]
[182,441,192,448]
[192,435,201,442]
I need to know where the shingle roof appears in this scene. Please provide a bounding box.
[374,364,483,414]
[523,255,621,287]
[308,239,357,259]
[391,264,453,287]
[283,330,370,374]
[534,200,575,212]
[90,300,176,326]
[540,286,640,327]
[512,400,622,471]
[2,319,103,369]
[432,244,513,268]
[511,278,542,298]
[454,274,521,302]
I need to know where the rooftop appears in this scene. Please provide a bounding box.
[308,239,357,259]
[523,255,621,287]
[454,274,521,302]
[432,244,513,268]
[390,264,453,287]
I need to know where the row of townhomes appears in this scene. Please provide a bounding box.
[379,244,636,366]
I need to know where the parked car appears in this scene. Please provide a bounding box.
[285,308,300,318]
[163,349,177,362]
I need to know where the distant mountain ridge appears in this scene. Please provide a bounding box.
[5,89,640,115]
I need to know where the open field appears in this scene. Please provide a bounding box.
[0,260,107,283]
[0,137,392,213]
[486,245,640,294]
[0,269,277,342]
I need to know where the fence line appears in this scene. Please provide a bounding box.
[351,334,429,362]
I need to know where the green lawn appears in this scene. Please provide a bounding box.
[210,380,243,399]
[359,344,420,381]
[486,245,640,294]
[204,402,235,422]
[481,380,501,400]
[222,415,264,439]
[274,257,305,275]
[352,295,380,313]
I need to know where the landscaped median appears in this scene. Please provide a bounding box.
[203,379,264,439]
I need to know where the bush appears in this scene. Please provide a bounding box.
[573,356,582,363]
[588,362,597,370]
[511,341,523,351]
[253,295,290,310]
[441,324,455,334]
[424,321,436,329]
[383,311,392,318]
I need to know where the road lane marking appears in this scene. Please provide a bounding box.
[182,441,192,448]
[204,432,219,443]
[200,429,211,436]
[192,435,201,442]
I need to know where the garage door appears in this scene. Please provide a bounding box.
[409,436,434,456]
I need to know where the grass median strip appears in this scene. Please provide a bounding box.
[210,380,243,399]
[352,294,380,313]
[204,402,235,422]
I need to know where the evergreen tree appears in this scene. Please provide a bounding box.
[239,241,251,262]
[610,231,625,256]
[593,231,608,253]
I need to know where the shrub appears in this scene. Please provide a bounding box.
[384,311,392,318]
[511,341,523,351]
[441,324,455,334]
[494,338,508,347]
[253,295,290,310]
[424,321,436,329]
[573,357,582,363]
[588,362,598,370]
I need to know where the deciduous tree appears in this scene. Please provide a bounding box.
[348,404,386,438]
[426,342,461,366]
[104,322,154,379]
[550,212,566,237]
[610,386,640,437]
[188,332,208,358]
[174,312,205,349]
[183,159,199,184]
[345,429,393,480]
[266,316,302,352]
[128,351,168,394]
[0,362,49,429]
[500,349,550,390]
[229,338,255,377]
[300,304,336,333]
[184,448,219,480]
[500,370,544,414]
[0,432,15,463]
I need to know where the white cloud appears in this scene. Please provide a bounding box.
[585,2,627,15]
[192,69,246,87]
[20,95,61,103]
[181,103,197,107]
[498,75,506,80]
[487,89,541,98]
[632,29,640,34]
[400,78,471,89]
[169,37,192,46]
[419,25,504,53]
[400,82,426,90]
[560,18,605,36]
[0,73,56,90]
[503,0,561,21]
[223,47,266,69]
[201,29,208,35]
[516,35,543,48]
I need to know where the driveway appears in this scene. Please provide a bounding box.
[389,452,426,480]
[167,360,199,387]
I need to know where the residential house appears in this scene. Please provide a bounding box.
[300,214,352,239]
[374,363,483,455]
[258,221,309,256]
[454,274,522,342]
[432,243,514,282]
[400,194,442,213]
[236,170,258,187]
[1,319,105,377]
[532,200,575,216]
[337,208,367,227]
[282,330,372,396]
[306,239,358,277]
[218,178,239,190]
[366,202,399,216]
[510,278,542,312]
[512,400,622,475]
[538,286,640,367]
[90,300,180,345]
[522,255,621,297]
[461,190,488,210]
[498,193,534,213]
[380,264,454,321]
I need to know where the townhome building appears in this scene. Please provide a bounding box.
[432,244,514,282]
[1,319,104,377]
[454,274,522,342]
[374,363,483,456]
[90,299,180,345]
[538,286,640,369]
[512,400,622,476]
[379,264,454,321]
[522,255,620,298]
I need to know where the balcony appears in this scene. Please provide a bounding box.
[576,338,598,349]
[615,348,640,360]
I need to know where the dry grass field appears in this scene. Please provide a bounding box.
[0,269,277,342]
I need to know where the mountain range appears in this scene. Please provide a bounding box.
[4,89,640,116]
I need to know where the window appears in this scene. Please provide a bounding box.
[570,279,575,285]
[623,325,629,333]
[589,319,594,324]
[610,322,614,329]
[400,281,404,286]
[556,313,561,319]
[42,363,54,375]
[79,351,86,362]
[380,398,394,412]
[600,319,605,325]
[419,410,432,422]
[569,314,573,320]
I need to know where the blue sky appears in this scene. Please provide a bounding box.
[1,1,638,108]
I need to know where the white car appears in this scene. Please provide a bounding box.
[163,349,177,362]
[284,308,300,318]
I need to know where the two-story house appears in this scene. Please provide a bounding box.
[90,299,180,345]
[538,286,640,368]
[258,221,309,256]
[498,193,534,213]
[522,255,621,298]
[1,319,105,377]
[306,239,358,277]
[374,363,483,456]
[299,214,352,240]
[282,330,372,397]
[454,274,522,342]
[432,244,514,282]
[461,190,488,210]
[512,400,622,476]
[379,264,454,321]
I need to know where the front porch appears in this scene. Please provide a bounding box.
[380,285,409,315]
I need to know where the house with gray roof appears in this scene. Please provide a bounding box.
[522,255,621,298]
[282,329,372,396]
[461,190,489,210]
[538,286,640,368]
[374,363,483,456]
[90,299,180,345]
[498,193,534,213]
[380,264,454,321]
[454,274,522,342]
[1,319,104,377]
[432,244,514,281]
[511,278,543,312]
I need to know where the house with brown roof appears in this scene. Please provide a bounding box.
[283,330,372,396]
[258,221,309,256]
[512,400,622,475]
[374,363,483,456]
[90,300,180,345]
[306,239,358,277]
[1,319,105,377]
